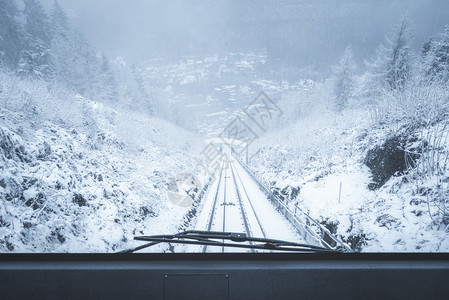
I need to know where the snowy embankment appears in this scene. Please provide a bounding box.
[249,90,449,252]
[0,94,204,252]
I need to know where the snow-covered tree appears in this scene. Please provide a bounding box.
[332,46,356,112]
[0,1,23,69]
[422,26,449,84]
[50,0,75,87]
[111,57,143,109]
[51,0,68,33]
[49,0,103,97]
[18,0,52,78]
[131,66,157,115]
[366,18,412,92]
[24,0,52,52]
[384,19,411,90]
[421,38,433,59]
[95,55,118,103]
[77,45,100,95]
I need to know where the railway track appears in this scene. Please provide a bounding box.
[195,156,303,252]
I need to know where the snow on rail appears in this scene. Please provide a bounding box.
[233,154,352,252]
[193,156,305,252]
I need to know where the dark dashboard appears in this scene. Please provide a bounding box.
[1,253,448,299]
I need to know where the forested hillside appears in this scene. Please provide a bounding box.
[0,1,204,252]
[249,21,449,251]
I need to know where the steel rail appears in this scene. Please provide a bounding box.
[231,159,267,239]
[229,160,255,252]
[203,162,225,253]
[221,166,228,253]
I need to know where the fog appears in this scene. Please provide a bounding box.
[42,0,449,68]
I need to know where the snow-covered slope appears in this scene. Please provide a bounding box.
[0,96,204,252]
[248,100,449,252]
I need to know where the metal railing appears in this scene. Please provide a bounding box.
[232,153,353,252]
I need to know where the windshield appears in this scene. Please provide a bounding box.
[1,0,449,253]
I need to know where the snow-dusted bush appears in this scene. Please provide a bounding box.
[404,121,449,225]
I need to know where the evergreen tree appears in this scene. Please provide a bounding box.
[385,19,411,90]
[50,0,74,86]
[24,0,51,45]
[132,66,155,115]
[332,46,356,112]
[77,45,98,95]
[19,0,52,78]
[51,0,68,34]
[421,38,433,59]
[366,18,412,92]
[422,26,449,84]
[97,55,118,102]
[50,0,99,95]
[0,1,23,68]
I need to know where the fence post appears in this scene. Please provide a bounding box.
[338,181,342,204]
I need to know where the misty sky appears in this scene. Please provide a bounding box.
[41,0,449,68]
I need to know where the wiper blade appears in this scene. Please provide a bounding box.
[120,230,342,253]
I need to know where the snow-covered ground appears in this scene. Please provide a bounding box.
[0,96,205,252]
[248,91,449,252]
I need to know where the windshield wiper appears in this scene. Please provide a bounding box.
[119,230,343,253]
